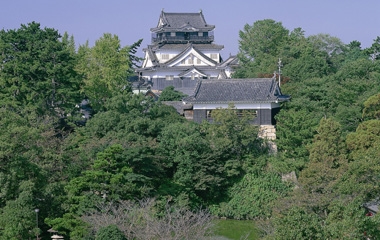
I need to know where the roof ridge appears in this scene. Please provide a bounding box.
[193,80,203,97]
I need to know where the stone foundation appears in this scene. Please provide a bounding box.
[258,125,276,140]
[258,125,277,154]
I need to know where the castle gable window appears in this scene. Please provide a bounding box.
[210,53,218,59]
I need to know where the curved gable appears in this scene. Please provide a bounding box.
[165,44,217,67]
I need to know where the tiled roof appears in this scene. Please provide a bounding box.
[162,101,193,115]
[147,45,159,66]
[178,67,207,77]
[151,11,215,32]
[218,70,228,79]
[218,55,239,68]
[184,78,290,103]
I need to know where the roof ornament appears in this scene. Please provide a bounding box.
[277,58,283,87]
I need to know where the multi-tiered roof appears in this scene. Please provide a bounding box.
[150,11,215,44]
[135,10,238,94]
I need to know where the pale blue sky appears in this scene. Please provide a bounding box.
[1,0,379,59]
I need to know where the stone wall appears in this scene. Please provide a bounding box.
[258,125,276,140]
[258,125,277,154]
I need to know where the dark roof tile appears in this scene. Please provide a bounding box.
[151,11,215,32]
[184,78,290,103]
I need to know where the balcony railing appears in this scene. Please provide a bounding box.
[152,35,214,44]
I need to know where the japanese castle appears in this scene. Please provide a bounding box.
[134,10,290,140]
[135,10,238,95]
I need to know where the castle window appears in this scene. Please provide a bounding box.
[181,59,186,65]
[210,53,218,59]
[206,110,213,119]
[162,54,169,60]
[236,110,258,119]
[171,32,176,37]
[198,32,203,37]
[166,75,174,80]
[188,58,193,64]
[197,58,201,64]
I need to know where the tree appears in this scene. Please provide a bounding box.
[238,19,289,59]
[83,199,213,240]
[275,107,321,170]
[0,181,40,240]
[362,93,380,120]
[157,105,263,204]
[299,118,347,194]
[235,19,289,78]
[365,36,380,61]
[77,34,140,112]
[159,86,186,101]
[0,22,80,117]
[65,143,153,215]
[308,33,346,56]
[280,32,332,82]
[213,172,290,220]
[96,225,126,240]
[273,207,325,240]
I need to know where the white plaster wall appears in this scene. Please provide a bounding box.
[192,102,280,110]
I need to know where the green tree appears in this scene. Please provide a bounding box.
[238,19,289,58]
[308,33,346,56]
[159,86,186,101]
[96,225,126,240]
[65,144,151,214]
[235,19,289,78]
[0,181,39,240]
[77,34,141,112]
[273,207,325,240]
[365,36,380,61]
[275,107,321,170]
[214,172,290,220]
[341,120,380,198]
[363,93,380,120]
[0,22,80,117]
[299,118,347,194]
[157,105,263,205]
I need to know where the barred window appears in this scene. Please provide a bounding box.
[210,53,218,59]
[236,110,257,118]
[166,75,174,80]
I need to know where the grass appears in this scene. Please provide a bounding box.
[212,219,258,240]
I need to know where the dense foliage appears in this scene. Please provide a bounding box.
[235,19,380,239]
[1,19,380,239]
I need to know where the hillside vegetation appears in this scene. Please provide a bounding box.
[0,21,379,239]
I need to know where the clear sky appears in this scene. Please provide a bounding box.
[1,0,379,59]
